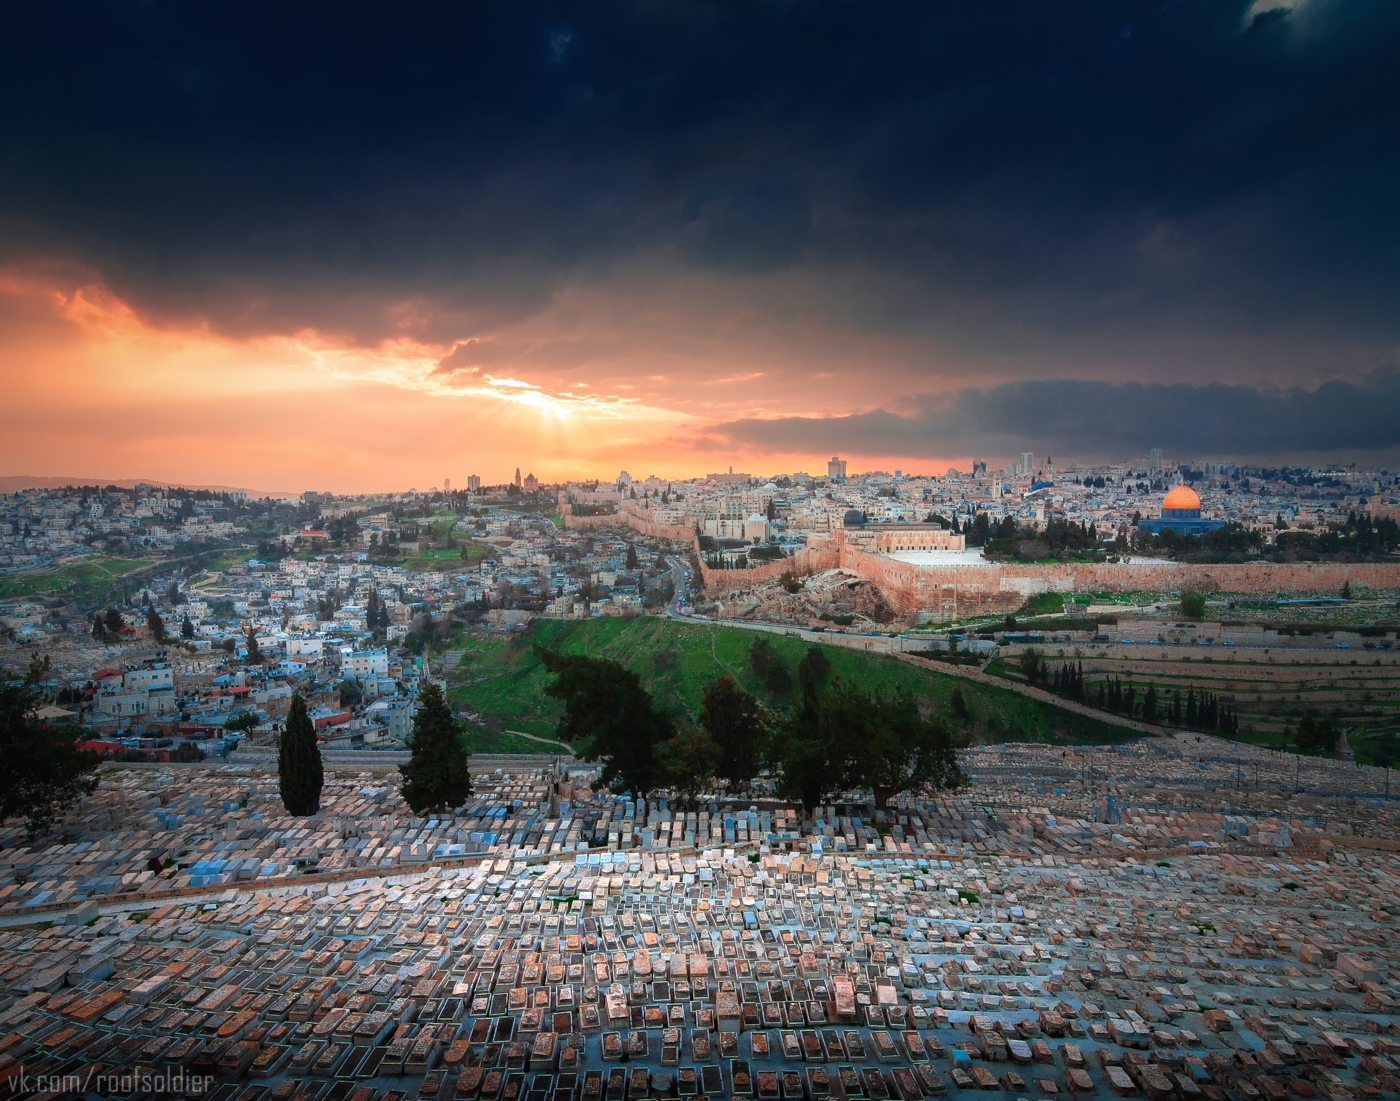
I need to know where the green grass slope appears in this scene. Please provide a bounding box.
[447,617,1133,746]
[0,556,151,601]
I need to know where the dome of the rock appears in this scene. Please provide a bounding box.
[1162,484,1201,511]
[1138,481,1224,535]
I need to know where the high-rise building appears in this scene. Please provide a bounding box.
[1020,452,1035,477]
[467,474,481,492]
[444,478,451,493]
[827,456,848,483]
[1148,447,1163,472]
[972,459,986,477]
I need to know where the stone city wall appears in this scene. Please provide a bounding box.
[562,505,695,543]
[561,512,619,530]
[696,542,841,593]
[835,546,1400,618]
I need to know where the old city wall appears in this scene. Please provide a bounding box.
[696,543,842,593]
[562,507,695,543]
[835,547,1400,618]
[562,512,618,531]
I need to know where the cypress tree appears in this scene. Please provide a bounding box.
[145,605,167,644]
[278,692,323,816]
[400,683,473,814]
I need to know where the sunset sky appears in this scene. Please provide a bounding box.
[2,1,1398,492]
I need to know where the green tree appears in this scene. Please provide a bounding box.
[700,677,766,789]
[534,646,673,796]
[338,679,363,709]
[245,628,262,664]
[145,605,167,643]
[660,726,720,806]
[770,674,838,815]
[224,711,259,733]
[779,569,802,594]
[0,657,100,836]
[796,645,831,695]
[626,543,640,570]
[181,614,195,640]
[400,683,473,813]
[772,677,963,813]
[749,636,793,697]
[1018,647,1046,686]
[91,613,106,641]
[277,692,323,816]
[1294,714,1340,757]
[848,684,963,808]
[104,607,124,634]
[950,686,970,722]
[1180,589,1207,619]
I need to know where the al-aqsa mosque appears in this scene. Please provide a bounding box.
[1137,483,1227,535]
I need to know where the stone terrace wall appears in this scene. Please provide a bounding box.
[837,547,1400,618]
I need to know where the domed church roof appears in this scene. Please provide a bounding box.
[1162,484,1201,511]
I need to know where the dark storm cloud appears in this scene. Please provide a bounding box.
[710,374,1400,461]
[1,0,1397,361]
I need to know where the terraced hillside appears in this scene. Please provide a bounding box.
[1001,645,1400,764]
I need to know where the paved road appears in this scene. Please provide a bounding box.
[664,554,693,616]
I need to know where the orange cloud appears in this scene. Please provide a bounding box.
[0,265,740,491]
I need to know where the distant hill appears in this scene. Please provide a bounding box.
[0,475,296,497]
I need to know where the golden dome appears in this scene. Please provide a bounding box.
[1162,484,1201,511]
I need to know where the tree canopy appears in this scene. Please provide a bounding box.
[771,675,963,813]
[1179,589,1207,619]
[400,682,473,814]
[749,636,793,697]
[0,657,100,836]
[278,692,323,816]
[535,645,674,796]
[700,677,766,789]
[1294,714,1341,757]
[659,726,720,806]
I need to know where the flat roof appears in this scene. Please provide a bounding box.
[885,549,995,567]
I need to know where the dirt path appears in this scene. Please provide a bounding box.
[505,729,576,755]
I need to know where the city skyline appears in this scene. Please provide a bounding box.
[3,2,1399,490]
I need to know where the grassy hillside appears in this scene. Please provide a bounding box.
[0,556,151,601]
[446,617,1133,746]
